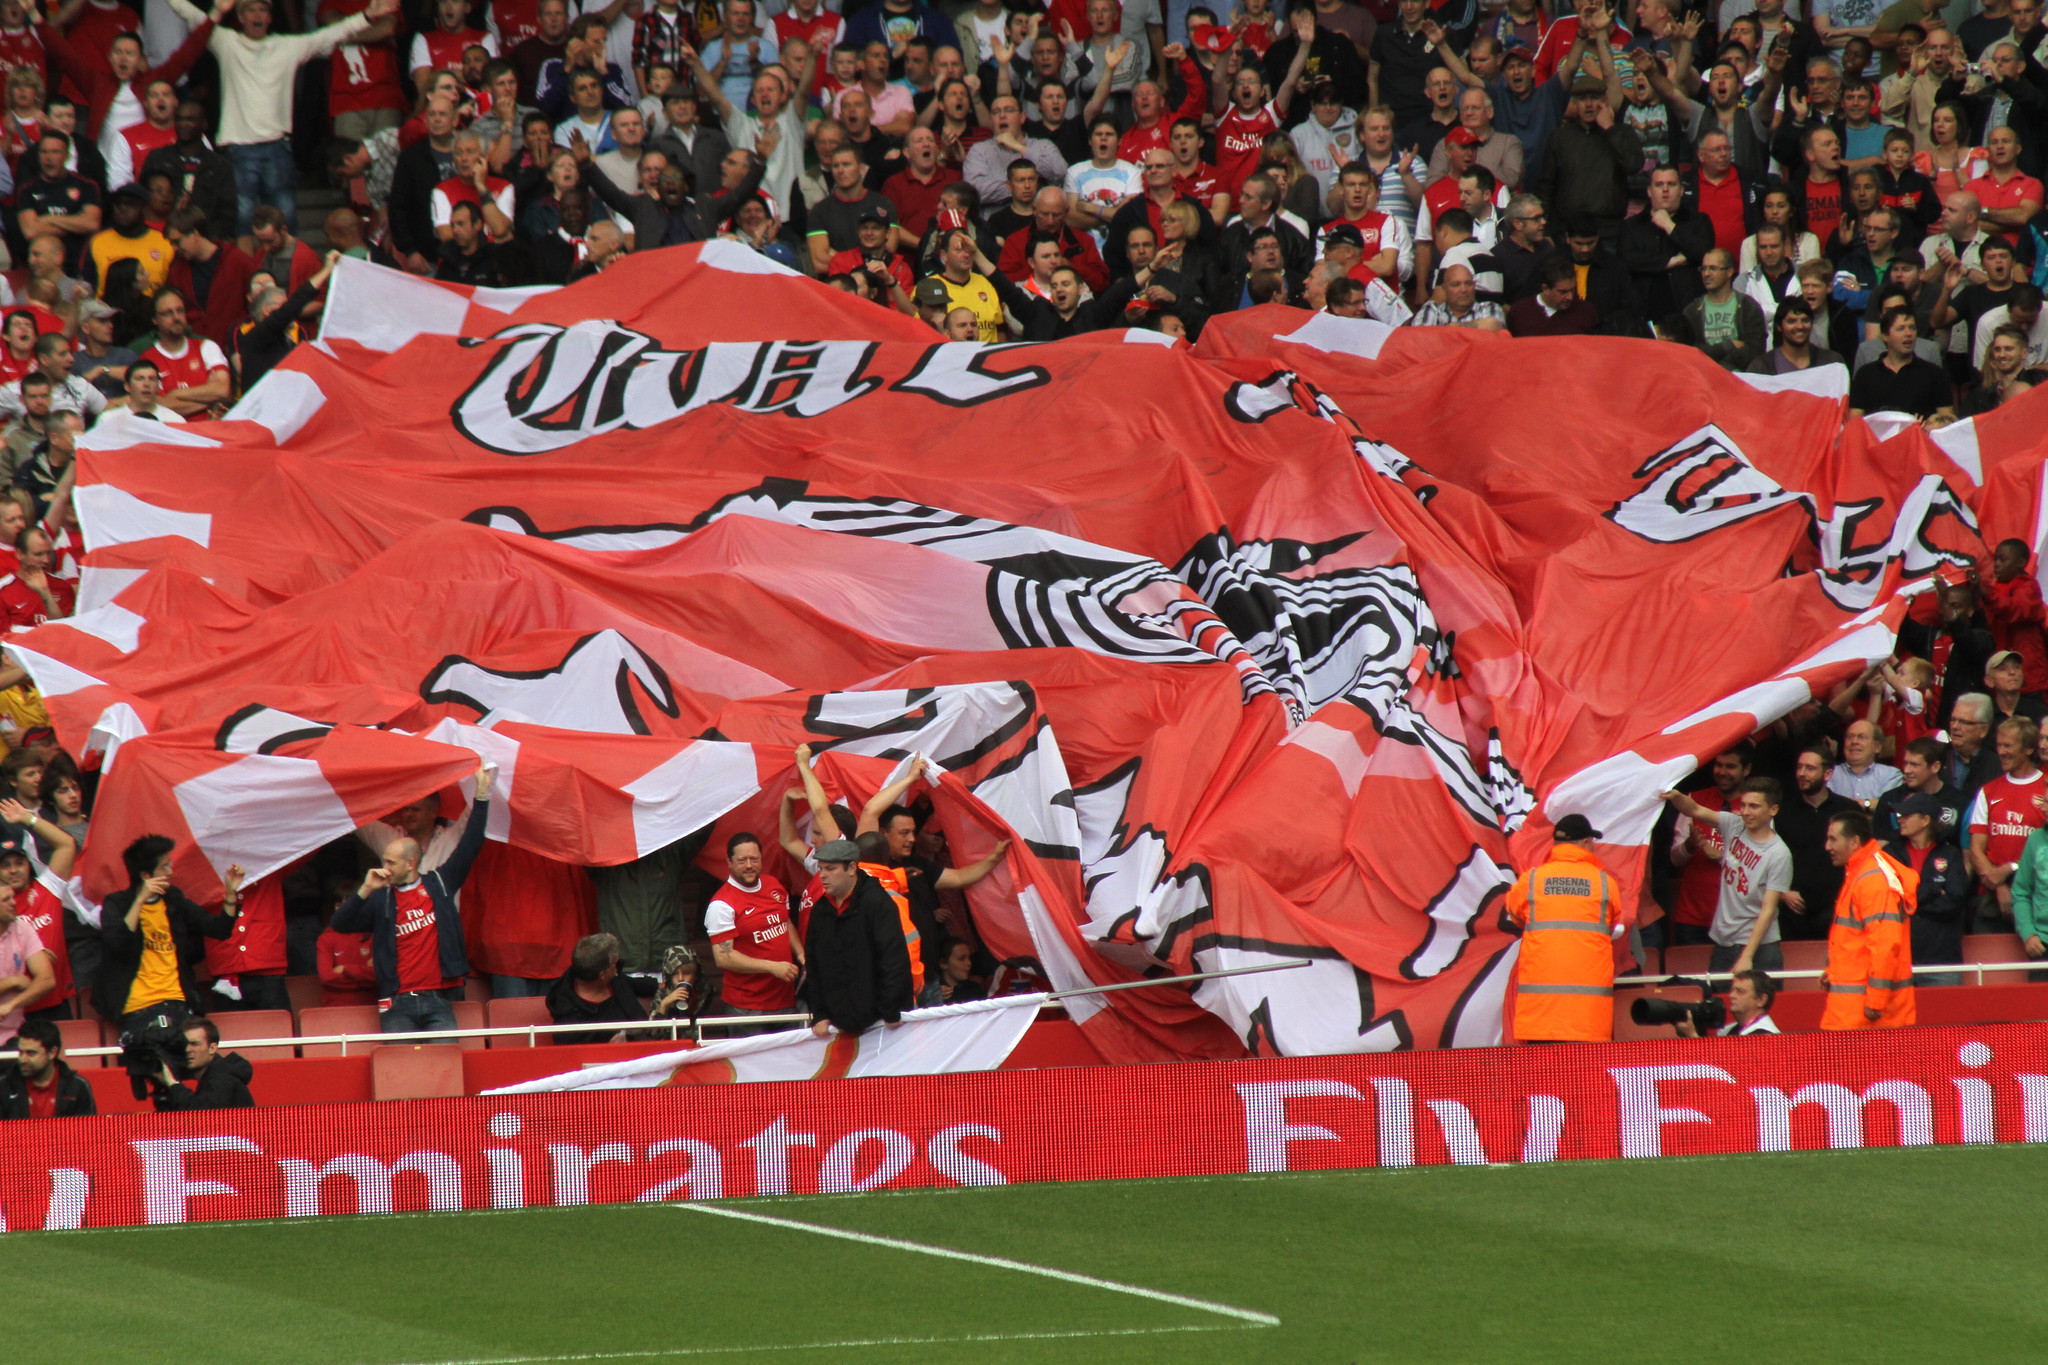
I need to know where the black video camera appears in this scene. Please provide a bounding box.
[1629,979,1727,1034]
[121,1023,190,1100]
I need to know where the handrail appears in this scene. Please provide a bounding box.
[1616,961,2044,988]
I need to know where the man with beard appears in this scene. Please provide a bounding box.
[705,832,800,1036]
[1772,743,1862,939]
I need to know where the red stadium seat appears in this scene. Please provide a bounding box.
[485,996,555,1048]
[284,975,324,1020]
[1776,939,1830,990]
[57,1018,103,1067]
[1613,983,1704,1042]
[371,1045,466,1100]
[298,1005,383,1057]
[209,1009,298,1061]
[453,1000,487,1051]
[1658,944,1711,976]
[1961,933,2045,986]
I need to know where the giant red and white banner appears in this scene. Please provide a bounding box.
[25,245,2048,1062]
[3,1025,2043,1231]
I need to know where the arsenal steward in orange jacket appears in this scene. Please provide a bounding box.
[1822,814,1917,1030]
[1505,815,1628,1042]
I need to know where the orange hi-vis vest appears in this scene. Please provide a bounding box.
[860,860,924,994]
[1505,842,1624,1042]
[1822,839,1917,1030]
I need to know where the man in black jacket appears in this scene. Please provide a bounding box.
[331,764,492,1035]
[138,102,239,249]
[152,1016,254,1111]
[801,838,912,1036]
[0,1017,95,1118]
[1900,579,1996,725]
[97,837,244,1034]
[577,145,763,250]
[1560,212,1642,336]
[387,96,461,274]
[235,250,339,390]
[1620,165,1714,334]
[545,932,648,1044]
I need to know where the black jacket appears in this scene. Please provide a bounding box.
[1220,214,1314,281]
[1884,836,1971,967]
[544,971,647,1045]
[154,1050,254,1111]
[95,885,234,1022]
[800,870,913,1034]
[1562,246,1644,338]
[1900,610,1996,724]
[139,141,239,240]
[387,137,449,261]
[1495,235,1551,304]
[1619,206,1715,330]
[330,797,488,999]
[234,279,320,391]
[650,122,731,203]
[0,1058,96,1118]
[579,155,763,250]
[995,272,1143,340]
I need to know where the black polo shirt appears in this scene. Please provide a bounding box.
[17,172,102,275]
[1849,354,1950,417]
[1367,24,1444,127]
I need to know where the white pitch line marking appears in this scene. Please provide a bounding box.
[380,1323,1254,1365]
[676,1202,1281,1326]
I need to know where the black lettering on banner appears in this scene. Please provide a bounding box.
[421,630,680,736]
[890,342,1051,407]
[1605,426,1809,544]
[214,703,336,754]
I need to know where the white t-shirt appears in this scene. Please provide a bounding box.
[1710,812,1791,950]
[1972,304,2048,369]
[1064,159,1143,214]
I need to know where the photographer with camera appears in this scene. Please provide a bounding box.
[331,763,493,1035]
[94,836,245,1038]
[1672,969,1781,1037]
[149,1016,254,1112]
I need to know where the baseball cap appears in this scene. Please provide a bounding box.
[1552,813,1603,842]
[109,182,147,203]
[1504,44,1535,63]
[1445,126,1482,146]
[815,837,860,865]
[1323,222,1365,250]
[1571,74,1605,96]
[1988,649,2023,672]
[1895,792,1941,819]
[856,203,891,224]
[0,836,27,862]
[79,298,117,322]
[1189,22,1237,52]
[913,278,951,309]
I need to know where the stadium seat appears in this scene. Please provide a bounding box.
[284,975,324,1019]
[1776,939,1830,990]
[485,996,555,1048]
[1962,934,2029,977]
[370,1045,466,1100]
[1658,944,1712,976]
[210,1009,298,1061]
[57,1018,103,1068]
[453,1000,487,1051]
[1613,983,1704,1042]
[298,1005,383,1057]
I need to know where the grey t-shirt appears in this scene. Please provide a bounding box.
[1712,812,1791,949]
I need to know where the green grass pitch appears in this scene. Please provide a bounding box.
[21,1144,2048,1363]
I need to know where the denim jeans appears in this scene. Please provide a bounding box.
[225,139,297,236]
[380,990,458,1035]
[1708,941,1784,974]
[489,974,552,999]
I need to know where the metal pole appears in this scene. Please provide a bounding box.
[1043,958,1313,1003]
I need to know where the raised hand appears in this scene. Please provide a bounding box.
[1162,41,1186,61]
[1292,7,1316,41]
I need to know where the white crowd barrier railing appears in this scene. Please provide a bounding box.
[1615,961,2045,989]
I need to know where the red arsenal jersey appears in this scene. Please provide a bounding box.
[390,880,448,996]
[1970,771,2046,875]
[326,0,406,115]
[1214,101,1279,199]
[1173,162,1224,205]
[141,336,228,396]
[16,873,70,1008]
[0,570,74,630]
[202,874,287,978]
[706,873,795,1010]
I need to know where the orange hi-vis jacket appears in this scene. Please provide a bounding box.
[1822,839,1917,1030]
[860,860,924,994]
[1505,842,1626,1043]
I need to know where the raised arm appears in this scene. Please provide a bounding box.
[934,837,1011,890]
[794,743,841,841]
[856,751,927,835]
[1272,9,1314,119]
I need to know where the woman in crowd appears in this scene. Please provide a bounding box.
[1741,188,1820,272]
[1915,103,1987,207]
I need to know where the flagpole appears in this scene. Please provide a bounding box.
[1042,958,1313,1004]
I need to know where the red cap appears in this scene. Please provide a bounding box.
[1445,126,1483,146]
[1189,22,1237,52]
